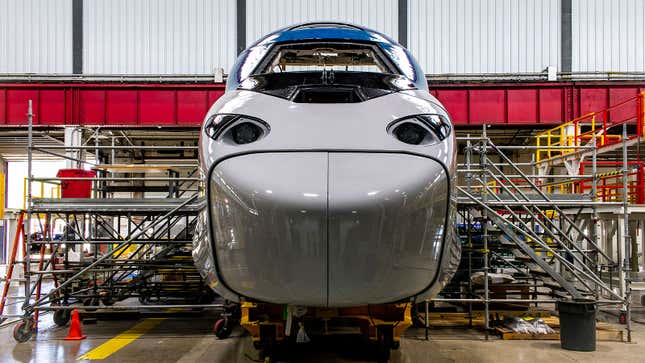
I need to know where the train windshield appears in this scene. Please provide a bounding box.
[253,42,398,75]
[239,41,416,103]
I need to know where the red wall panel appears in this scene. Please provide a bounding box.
[608,87,640,124]
[79,90,106,125]
[138,90,176,125]
[0,89,6,124]
[538,88,564,123]
[469,90,505,124]
[177,90,208,125]
[38,90,66,125]
[506,89,537,124]
[7,90,39,124]
[433,90,468,124]
[106,90,138,125]
[0,82,643,128]
[578,88,608,116]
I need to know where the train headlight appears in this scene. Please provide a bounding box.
[388,114,451,145]
[231,122,262,144]
[205,114,270,145]
[393,122,427,145]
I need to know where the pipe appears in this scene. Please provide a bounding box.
[24,101,33,315]
[622,123,632,343]
[481,125,490,339]
[31,177,200,181]
[430,298,624,304]
[34,304,225,310]
[43,145,199,150]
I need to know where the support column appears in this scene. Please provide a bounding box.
[636,219,645,272]
[0,156,7,264]
[617,216,626,299]
[560,0,572,73]
[72,0,83,74]
[606,219,618,263]
[64,127,82,169]
[631,220,640,272]
[398,0,408,48]
[236,0,246,54]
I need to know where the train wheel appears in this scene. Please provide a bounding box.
[13,318,35,343]
[214,318,232,339]
[53,310,71,327]
[375,325,393,363]
[391,340,400,350]
[48,289,61,306]
[259,348,278,363]
[374,343,391,363]
[100,296,115,306]
[82,298,99,312]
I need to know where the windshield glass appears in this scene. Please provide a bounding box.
[253,42,399,75]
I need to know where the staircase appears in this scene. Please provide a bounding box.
[456,134,623,303]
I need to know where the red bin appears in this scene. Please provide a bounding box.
[56,169,96,198]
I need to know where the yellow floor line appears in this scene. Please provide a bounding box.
[77,318,166,360]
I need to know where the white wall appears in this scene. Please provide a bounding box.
[0,0,73,73]
[2,0,645,75]
[408,0,560,74]
[572,0,645,72]
[83,0,237,74]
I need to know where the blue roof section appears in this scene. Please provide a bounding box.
[227,22,428,91]
[249,22,399,48]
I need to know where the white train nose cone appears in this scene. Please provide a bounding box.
[327,153,449,305]
[209,152,449,307]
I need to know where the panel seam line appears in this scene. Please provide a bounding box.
[326,151,330,307]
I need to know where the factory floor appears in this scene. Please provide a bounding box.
[1,309,644,363]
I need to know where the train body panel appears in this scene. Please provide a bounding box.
[193,22,460,307]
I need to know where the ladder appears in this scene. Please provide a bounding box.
[0,212,53,328]
[0,212,26,323]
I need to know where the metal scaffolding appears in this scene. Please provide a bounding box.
[1,97,643,343]
[1,104,221,342]
[425,122,643,343]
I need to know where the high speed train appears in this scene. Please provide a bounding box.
[193,21,460,360]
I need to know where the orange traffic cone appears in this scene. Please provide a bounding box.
[64,309,86,340]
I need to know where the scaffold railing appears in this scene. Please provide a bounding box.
[578,161,645,204]
[453,128,634,341]
[22,178,60,209]
[538,161,644,204]
[3,101,222,343]
[535,91,645,164]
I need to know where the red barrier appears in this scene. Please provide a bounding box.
[1,81,644,127]
[578,161,645,204]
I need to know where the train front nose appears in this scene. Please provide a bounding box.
[209,152,449,306]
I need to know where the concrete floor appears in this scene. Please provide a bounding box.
[1,310,644,363]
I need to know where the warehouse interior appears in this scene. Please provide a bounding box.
[1,1,645,362]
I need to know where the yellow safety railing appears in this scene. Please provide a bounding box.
[23,178,61,209]
[536,91,645,164]
[535,114,595,163]
[0,173,5,218]
[541,178,576,195]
